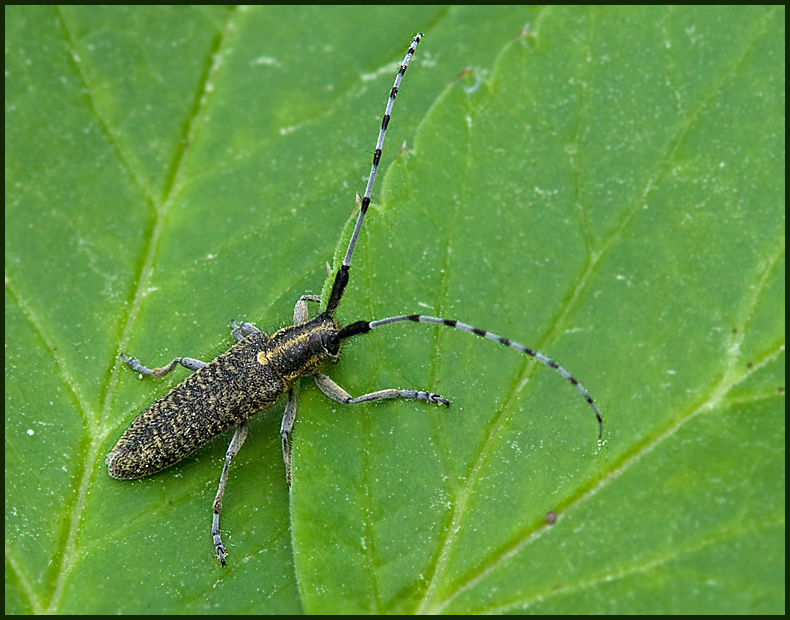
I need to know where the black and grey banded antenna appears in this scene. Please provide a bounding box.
[325,33,422,316]
[323,33,602,439]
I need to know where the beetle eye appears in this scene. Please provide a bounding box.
[321,332,340,357]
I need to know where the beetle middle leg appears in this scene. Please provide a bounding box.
[280,387,298,485]
[273,293,322,486]
[231,319,262,341]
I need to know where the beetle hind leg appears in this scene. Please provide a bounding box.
[212,422,249,566]
[120,352,207,377]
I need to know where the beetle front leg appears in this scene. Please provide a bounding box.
[293,295,322,325]
[313,373,450,407]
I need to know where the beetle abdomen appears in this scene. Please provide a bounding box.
[107,338,284,479]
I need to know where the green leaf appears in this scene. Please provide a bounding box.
[6,5,784,614]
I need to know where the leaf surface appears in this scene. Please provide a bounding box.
[5,5,784,614]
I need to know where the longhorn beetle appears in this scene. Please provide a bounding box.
[107,33,604,566]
